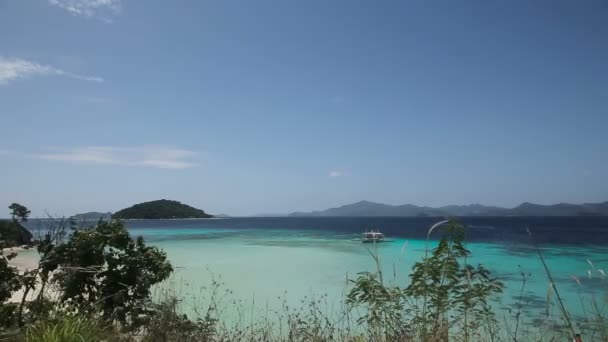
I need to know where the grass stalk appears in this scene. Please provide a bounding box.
[526,227,576,339]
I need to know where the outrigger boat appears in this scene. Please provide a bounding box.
[361,230,385,243]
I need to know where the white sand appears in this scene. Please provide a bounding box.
[3,247,45,303]
[4,247,39,272]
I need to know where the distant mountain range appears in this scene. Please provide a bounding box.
[289,200,608,217]
[70,212,113,221]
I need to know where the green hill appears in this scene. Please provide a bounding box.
[0,220,33,247]
[112,199,213,219]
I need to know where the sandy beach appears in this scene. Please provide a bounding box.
[3,247,39,272]
[3,247,43,303]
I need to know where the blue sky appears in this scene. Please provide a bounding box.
[1,0,607,217]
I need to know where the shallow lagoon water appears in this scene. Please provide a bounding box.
[125,217,608,326]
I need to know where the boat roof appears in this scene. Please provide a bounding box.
[362,231,384,235]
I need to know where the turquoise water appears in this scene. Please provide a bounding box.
[125,218,608,328]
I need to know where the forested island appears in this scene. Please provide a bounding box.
[112,199,213,219]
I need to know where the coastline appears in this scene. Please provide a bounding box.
[3,247,43,303]
[2,246,27,254]
[4,246,39,273]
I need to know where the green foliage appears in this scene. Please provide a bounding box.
[346,272,404,339]
[0,234,23,331]
[45,220,173,326]
[24,314,117,342]
[0,249,21,304]
[9,203,31,223]
[140,296,217,342]
[404,220,503,341]
[346,220,503,342]
[1,203,33,249]
[112,199,213,219]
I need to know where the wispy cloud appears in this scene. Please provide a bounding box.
[0,57,103,85]
[329,170,343,177]
[48,0,121,21]
[36,146,197,169]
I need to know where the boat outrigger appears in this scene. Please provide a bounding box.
[361,230,385,243]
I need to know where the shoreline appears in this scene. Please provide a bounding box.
[3,246,39,273]
[2,246,27,254]
[3,247,43,303]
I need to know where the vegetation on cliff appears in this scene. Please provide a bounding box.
[0,221,32,247]
[0,203,33,247]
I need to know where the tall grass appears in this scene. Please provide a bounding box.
[23,314,116,342]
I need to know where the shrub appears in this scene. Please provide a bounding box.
[140,296,216,342]
[404,220,503,341]
[43,220,173,328]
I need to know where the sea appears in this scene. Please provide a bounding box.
[23,216,608,331]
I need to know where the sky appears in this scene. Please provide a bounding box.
[0,0,607,217]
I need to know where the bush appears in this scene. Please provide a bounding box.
[45,220,173,327]
[346,219,503,342]
[140,296,216,342]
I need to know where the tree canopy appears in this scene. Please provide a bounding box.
[9,203,30,223]
[43,220,173,325]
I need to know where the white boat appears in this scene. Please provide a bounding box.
[361,230,385,243]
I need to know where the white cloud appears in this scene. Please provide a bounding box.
[0,57,103,85]
[36,146,197,169]
[48,0,121,20]
[329,171,343,177]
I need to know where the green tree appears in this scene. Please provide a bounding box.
[44,220,173,327]
[9,203,31,223]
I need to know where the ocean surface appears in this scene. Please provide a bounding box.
[24,216,608,328]
[118,217,608,326]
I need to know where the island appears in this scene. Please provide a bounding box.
[70,212,113,221]
[112,199,213,219]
